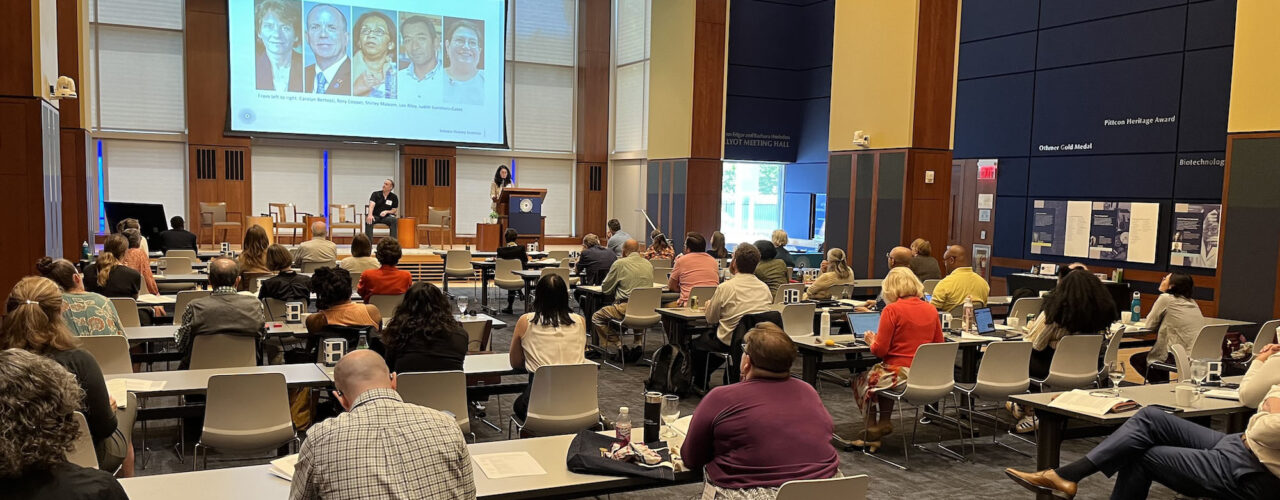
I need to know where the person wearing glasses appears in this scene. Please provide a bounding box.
[303,3,351,95]
[397,14,443,102]
[351,9,396,98]
[443,18,484,105]
[929,244,989,313]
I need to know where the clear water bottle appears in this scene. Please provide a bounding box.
[356,334,370,350]
[615,407,632,444]
[963,296,977,334]
[1130,292,1141,323]
[820,309,831,340]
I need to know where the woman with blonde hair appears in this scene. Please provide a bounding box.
[238,224,271,274]
[1,277,135,477]
[805,248,855,299]
[850,267,943,451]
[82,233,141,299]
[771,229,794,267]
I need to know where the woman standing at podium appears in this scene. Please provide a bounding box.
[490,164,513,214]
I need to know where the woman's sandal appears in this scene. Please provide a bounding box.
[1014,415,1039,434]
[849,439,882,453]
[1006,401,1026,420]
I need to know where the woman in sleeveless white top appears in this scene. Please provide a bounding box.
[515,312,587,373]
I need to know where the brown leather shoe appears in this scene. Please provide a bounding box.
[1004,468,1077,499]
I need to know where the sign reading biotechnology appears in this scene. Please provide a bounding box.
[1169,203,1221,269]
[1030,199,1159,264]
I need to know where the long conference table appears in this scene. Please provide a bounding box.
[119,428,700,500]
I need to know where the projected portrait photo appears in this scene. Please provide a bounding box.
[351,7,397,98]
[396,13,444,102]
[254,0,303,92]
[303,2,352,95]
[443,17,485,105]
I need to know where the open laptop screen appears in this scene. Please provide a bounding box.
[974,307,995,334]
[846,312,882,337]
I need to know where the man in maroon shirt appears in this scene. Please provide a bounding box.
[681,323,839,495]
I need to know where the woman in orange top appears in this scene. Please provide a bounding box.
[357,237,412,302]
[851,267,943,450]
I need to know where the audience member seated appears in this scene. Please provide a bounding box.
[1005,345,1280,499]
[643,230,675,261]
[667,232,719,307]
[0,348,129,499]
[772,229,795,267]
[930,244,990,312]
[82,234,140,299]
[575,233,615,286]
[855,246,913,313]
[115,218,148,255]
[908,238,942,281]
[1129,272,1204,383]
[509,274,587,420]
[237,225,272,275]
[1009,269,1117,433]
[174,258,267,369]
[294,221,338,266]
[157,216,198,253]
[338,233,380,284]
[605,218,631,257]
[682,322,839,497]
[37,257,126,337]
[1,277,135,477]
[382,283,468,373]
[752,240,789,295]
[307,267,382,336]
[290,350,474,499]
[707,231,729,259]
[805,248,855,300]
[591,239,653,361]
[357,237,412,303]
[259,244,312,304]
[120,229,159,297]
[495,228,529,314]
[850,267,943,450]
[691,243,772,391]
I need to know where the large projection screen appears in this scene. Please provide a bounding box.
[228,0,506,146]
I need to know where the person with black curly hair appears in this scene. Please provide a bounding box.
[306,266,382,336]
[382,283,468,373]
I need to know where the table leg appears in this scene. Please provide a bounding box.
[479,269,491,311]
[960,345,980,384]
[1034,412,1067,500]
[802,352,819,387]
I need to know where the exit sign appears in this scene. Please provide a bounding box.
[978,164,998,180]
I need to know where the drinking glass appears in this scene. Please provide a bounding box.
[457,296,470,318]
[1107,361,1125,397]
[157,258,168,276]
[660,395,680,438]
[1190,359,1209,392]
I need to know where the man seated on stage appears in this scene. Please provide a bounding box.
[1006,343,1280,499]
[691,242,772,391]
[173,258,267,369]
[667,231,719,307]
[295,221,338,266]
[365,179,399,240]
[605,218,630,257]
[290,350,474,500]
[682,323,840,498]
[591,239,652,361]
[930,244,989,312]
[158,216,198,253]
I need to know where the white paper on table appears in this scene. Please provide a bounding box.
[136,294,170,304]
[1049,389,1131,417]
[668,415,693,436]
[268,454,298,480]
[106,378,168,406]
[472,452,547,479]
[1204,389,1239,401]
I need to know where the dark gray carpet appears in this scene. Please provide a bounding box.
[131,288,1182,499]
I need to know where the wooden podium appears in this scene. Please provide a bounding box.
[496,187,547,251]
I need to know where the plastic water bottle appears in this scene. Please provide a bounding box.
[1130,292,1142,323]
[963,296,976,334]
[81,241,90,261]
[615,407,632,443]
[820,309,831,340]
[356,334,370,350]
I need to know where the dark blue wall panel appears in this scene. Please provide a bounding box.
[954,73,1035,158]
[957,32,1037,79]
[960,0,1040,42]
[994,196,1028,258]
[1036,6,1186,69]
[1174,152,1226,200]
[994,157,1030,197]
[1178,47,1233,152]
[1028,154,1176,199]
[1038,0,1187,28]
[1186,0,1236,49]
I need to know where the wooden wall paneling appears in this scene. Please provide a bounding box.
[576,162,607,237]
[0,99,50,298]
[59,129,92,255]
[684,158,722,239]
[403,155,432,224]
[910,0,960,150]
[576,0,610,164]
[899,149,954,275]
[690,0,728,160]
[189,145,251,245]
[429,156,455,227]
[185,1,247,148]
[0,2,35,96]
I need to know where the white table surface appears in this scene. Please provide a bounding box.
[105,363,331,396]
[1013,376,1247,424]
[153,273,209,283]
[320,353,522,380]
[124,325,177,342]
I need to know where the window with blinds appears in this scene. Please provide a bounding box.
[90,0,184,30]
[514,157,575,236]
[610,159,647,239]
[614,0,650,153]
[94,26,186,132]
[506,0,576,152]
[103,140,187,221]
[329,149,398,217]
[455,155,503,234]
[250,147,323,219]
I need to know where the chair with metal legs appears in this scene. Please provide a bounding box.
[954,341,1032,456]
[860,341,964,470]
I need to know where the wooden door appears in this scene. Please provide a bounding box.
[189,145,251,244]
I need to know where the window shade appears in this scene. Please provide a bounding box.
[513,157,574,236]
[512,63,574,152]
[610,159,647,239]
[616,0,648,65]
[455,155,503,234]
[96,26,185,132]
[615,62,647,152]
[329,149,397,218]
[250,146,323,220]
[514,0,575,66]
[104,140,186,222]
[94,0,183,30]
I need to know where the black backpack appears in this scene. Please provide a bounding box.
[645,343,693,396]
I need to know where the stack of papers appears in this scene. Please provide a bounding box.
[1049,389,1139,417]
[472,452,547,479]
[268,454,298,480]
[136,294,171,305]
[105,379,167,407]
[1204,389,1239,401]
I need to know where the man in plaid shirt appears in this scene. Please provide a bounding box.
[290,350,476,500]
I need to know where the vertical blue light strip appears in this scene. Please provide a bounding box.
[510,158,516,184]
[96,140,106,233]
[323,150,330,220]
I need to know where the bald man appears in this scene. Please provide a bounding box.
[592,238,654,360]
[290,350,474,500]
[930,244,990,312]
[295,221,338,266]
